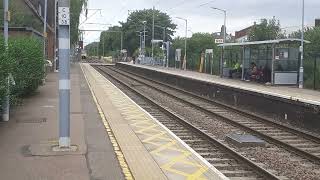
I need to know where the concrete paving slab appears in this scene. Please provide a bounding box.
[0,64,90,180]
[0,64,126,180]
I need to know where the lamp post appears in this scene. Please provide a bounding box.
[137,31,143,56]
[299,0,305,89]
[152,6,155,60]
[211,7,226,77]
[142,21,147,60]
[175,17,188,70]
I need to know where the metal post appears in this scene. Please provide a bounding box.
[143,21,146,59]
[96,42,98,57]
[43,0,47,58]
[162,27,166,67]
[58,0,71,148]
[152,6,155,59]
[139,31,142,56]
[184,19,187,70]
[211,52,213,75]
[54,0,58,72]
[221,10,226,77]
[2,0,9,122]
[242,46,245,80]
[120,31,123,51]
[271,44,275,84]
[299,0,305,88]
[166,42,169,68]
[102,35,104,57]
[210,7,227,77]
[314,56,317,90]
[223,11,226,47]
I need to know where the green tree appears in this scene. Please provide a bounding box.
[248,18,284,41]
[120,9,177,56]
[99,26,122,57]
[289,27,320,89]
[85,42,99,56]
[70,0,87,44]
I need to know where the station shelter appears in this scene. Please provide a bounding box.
[217,39,310,85]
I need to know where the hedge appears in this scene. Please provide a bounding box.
[0,36,44,108]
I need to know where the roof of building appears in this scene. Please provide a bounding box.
[217,38,311,47]
[235,26,253,39]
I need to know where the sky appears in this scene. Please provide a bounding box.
[80,0,320,45]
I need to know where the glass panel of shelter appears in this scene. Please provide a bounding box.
[222,42,301,85]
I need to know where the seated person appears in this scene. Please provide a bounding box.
[244,62,258,81]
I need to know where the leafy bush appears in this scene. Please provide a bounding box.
[9,37,45,98]
[0,36,44,107]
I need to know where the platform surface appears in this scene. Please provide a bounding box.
[119,62,320,106]
[81,63,228,180]
[0,64,126,180]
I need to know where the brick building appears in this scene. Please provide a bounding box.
[0,0,56,64]
[235,26,253,43]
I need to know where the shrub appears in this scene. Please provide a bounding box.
[0,36,44,107]
[9,37,45,98]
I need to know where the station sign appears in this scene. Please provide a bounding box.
[215,39,224,44]
[58,7,70,26]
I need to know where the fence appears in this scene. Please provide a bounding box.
[138,57,165,66]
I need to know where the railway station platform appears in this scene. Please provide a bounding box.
[116,62,320,132]
[0,63,227,180]
[81,63,227,180]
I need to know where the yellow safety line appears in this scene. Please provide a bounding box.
[80,64,134,180]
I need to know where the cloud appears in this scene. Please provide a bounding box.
[82,0,320,44]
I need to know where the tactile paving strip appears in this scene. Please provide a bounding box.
[82,64,227,180]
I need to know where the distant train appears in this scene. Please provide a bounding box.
[81,50,87,59]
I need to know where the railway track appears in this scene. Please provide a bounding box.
[97,65,320,179]
[94,65,284,180]
[107,66,320,166]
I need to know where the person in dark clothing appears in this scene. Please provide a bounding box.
[132,56,136,64]
[244,62,257,81]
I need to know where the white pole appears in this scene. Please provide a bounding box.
[102,35,104,57]
[43,0,47,59]
[58,0,71,148]
[152,6,155,59]
[210,7,227,78]
[2,0,9,122]
[143,21,146,60]
[54,0,58,72]
[184,19,187,70]
[222,10,226,78]
[299,0,305,89]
